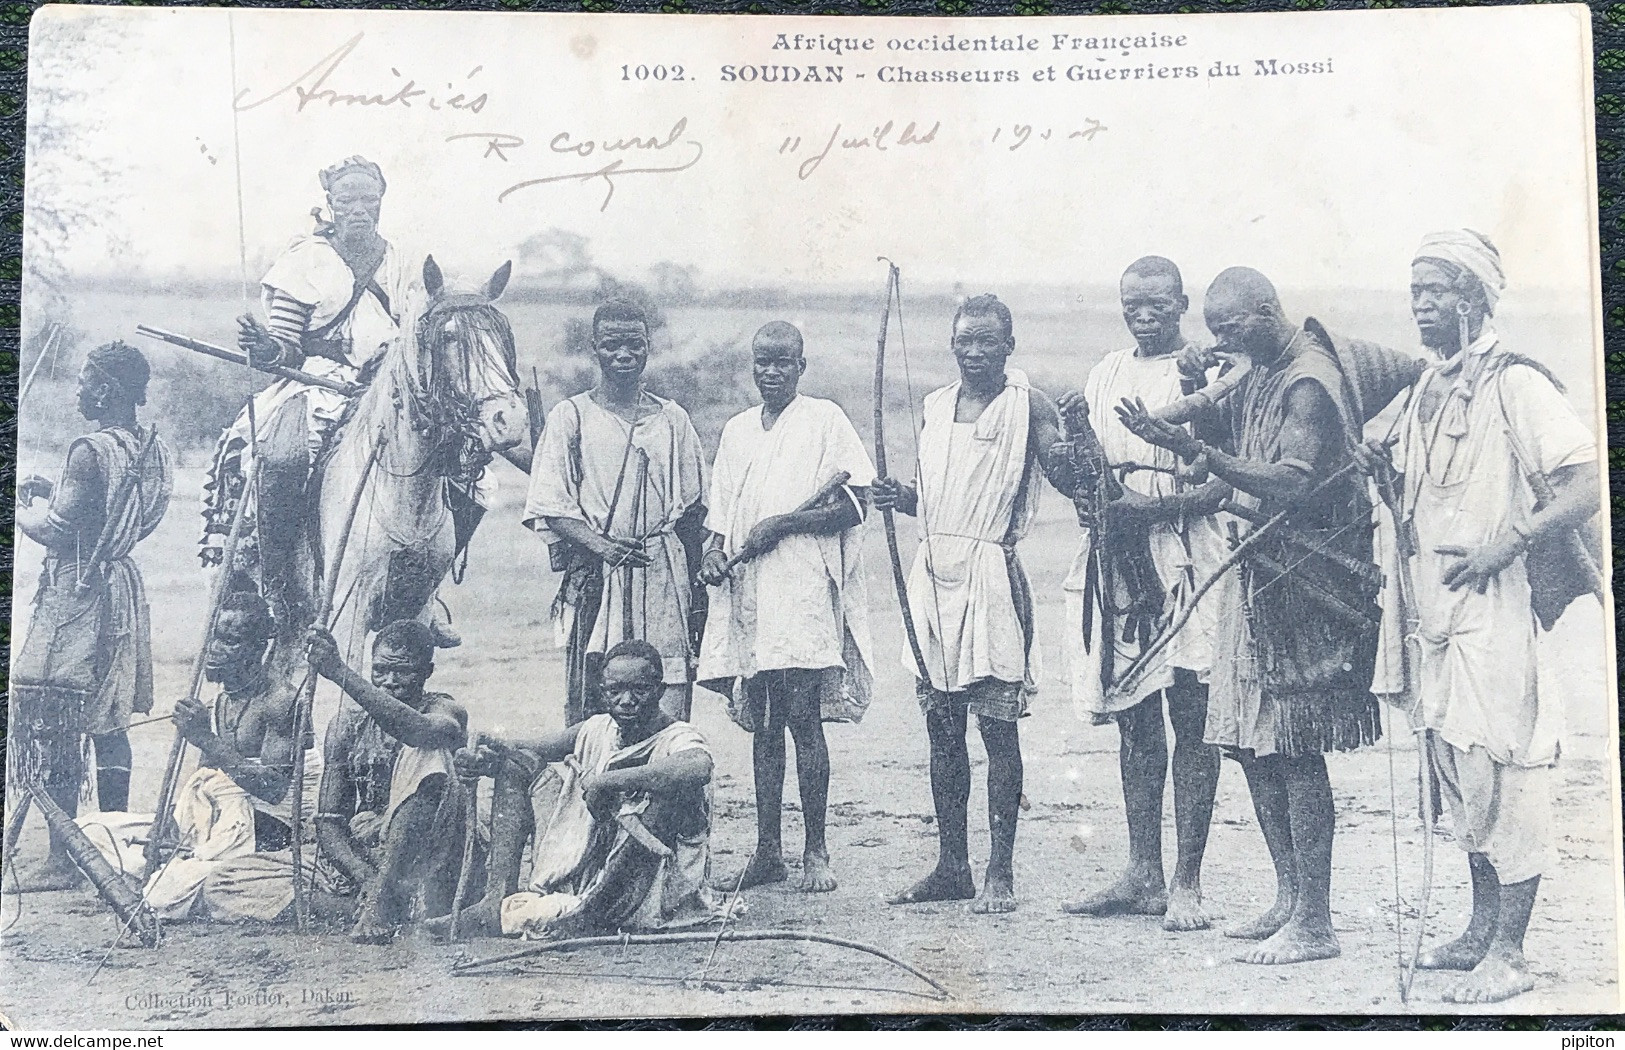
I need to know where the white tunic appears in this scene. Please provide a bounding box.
[907,369,1040,693]
[1380,333,1595,766]
[229,235,419,449]
[697,396,877,718]
[1061,348,1230,719]
[506,714,719,933]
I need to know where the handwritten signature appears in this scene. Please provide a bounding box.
[446,119,704,211]
[235,33,489,114]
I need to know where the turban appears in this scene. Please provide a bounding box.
[85,340,151,405]
[319,155,387,195]
[1414,229,1505,312]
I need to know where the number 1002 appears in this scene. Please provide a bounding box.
[621,64,686,81]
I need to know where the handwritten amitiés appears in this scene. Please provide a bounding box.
[235,33,489,114]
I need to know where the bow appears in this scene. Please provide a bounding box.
[452,928,950,1000]
[1104,456,1369,705]
[873,259,930,680]
[1368,415,1433,1005]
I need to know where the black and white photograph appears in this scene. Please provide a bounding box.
[2,3,1618,1027]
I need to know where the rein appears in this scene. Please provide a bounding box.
[378,301,516,485]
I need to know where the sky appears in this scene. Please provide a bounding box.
[24,4,1602,304]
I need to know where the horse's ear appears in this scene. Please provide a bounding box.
[485,261,512,302]
[423,256,445,298]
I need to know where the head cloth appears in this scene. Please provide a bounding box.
[1414,229,1504,312]
[319,156,387,195]
[373,619,436,666]
[85,340,152,405]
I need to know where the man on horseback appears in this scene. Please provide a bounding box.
[207,155,419,621]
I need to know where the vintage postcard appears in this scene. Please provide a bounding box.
[3,2,1618,1027]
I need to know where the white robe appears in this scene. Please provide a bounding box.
[698,395,877,721]
[906,369,1040,693]
[1061,348,1230,719]
[1376,334,1595,766]
[501,714,720,935]
[224,235,419,453]
[77,762,320,923]
[524,393,709,685]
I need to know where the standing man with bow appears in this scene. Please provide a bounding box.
[1369,231,1600,1003]
[525,298,709,723]
[1055,256,1229,931]
[1118,267,1419,964]
[873,291,1070,915]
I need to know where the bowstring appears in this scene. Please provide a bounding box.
[227,14,263,595]
[889,268,956,696]
[1384,701,1408,1002]
[1368,382,1420,1003]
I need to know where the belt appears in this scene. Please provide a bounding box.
[926,531,1015,550]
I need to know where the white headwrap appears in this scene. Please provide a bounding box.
[1414,229,1505,312]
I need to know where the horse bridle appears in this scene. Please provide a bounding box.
[392,297,519,485]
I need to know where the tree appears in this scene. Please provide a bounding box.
[24,11,126,324]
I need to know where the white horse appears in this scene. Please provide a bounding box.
[271,256,529,696]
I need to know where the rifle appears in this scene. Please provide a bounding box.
[135,325,360,397]
[525,366,545,450]
[76,427,162,594]
[27,780,160,947]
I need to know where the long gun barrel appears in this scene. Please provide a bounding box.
[25,780,160,947]
[135,325,360,397]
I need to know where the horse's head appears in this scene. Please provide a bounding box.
[410,256,528,471]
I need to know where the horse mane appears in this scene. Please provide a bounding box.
[417,293,520,383]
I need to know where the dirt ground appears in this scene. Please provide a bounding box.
[4,457,1620,1028]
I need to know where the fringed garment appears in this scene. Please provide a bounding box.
[1206,324,1416,757]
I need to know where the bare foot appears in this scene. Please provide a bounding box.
[798,850,837,894]
[349,888,399,945]
[1444,951,1536,1004]
[1163,883,1212,932]
[1225,890,1296,940]
[1061,869,1167,917]
[9,855,85,893]
[1237,919,1340,965]
[348,918,396,945]
[970,870,1017,914]
[425,894,503,940]
[1417,929,1493,971]
[713,852,788,893]
[887,863,975,905]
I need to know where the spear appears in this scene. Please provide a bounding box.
[287,428,387,929]
[17,322,63,409]
[144,454,261,881]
